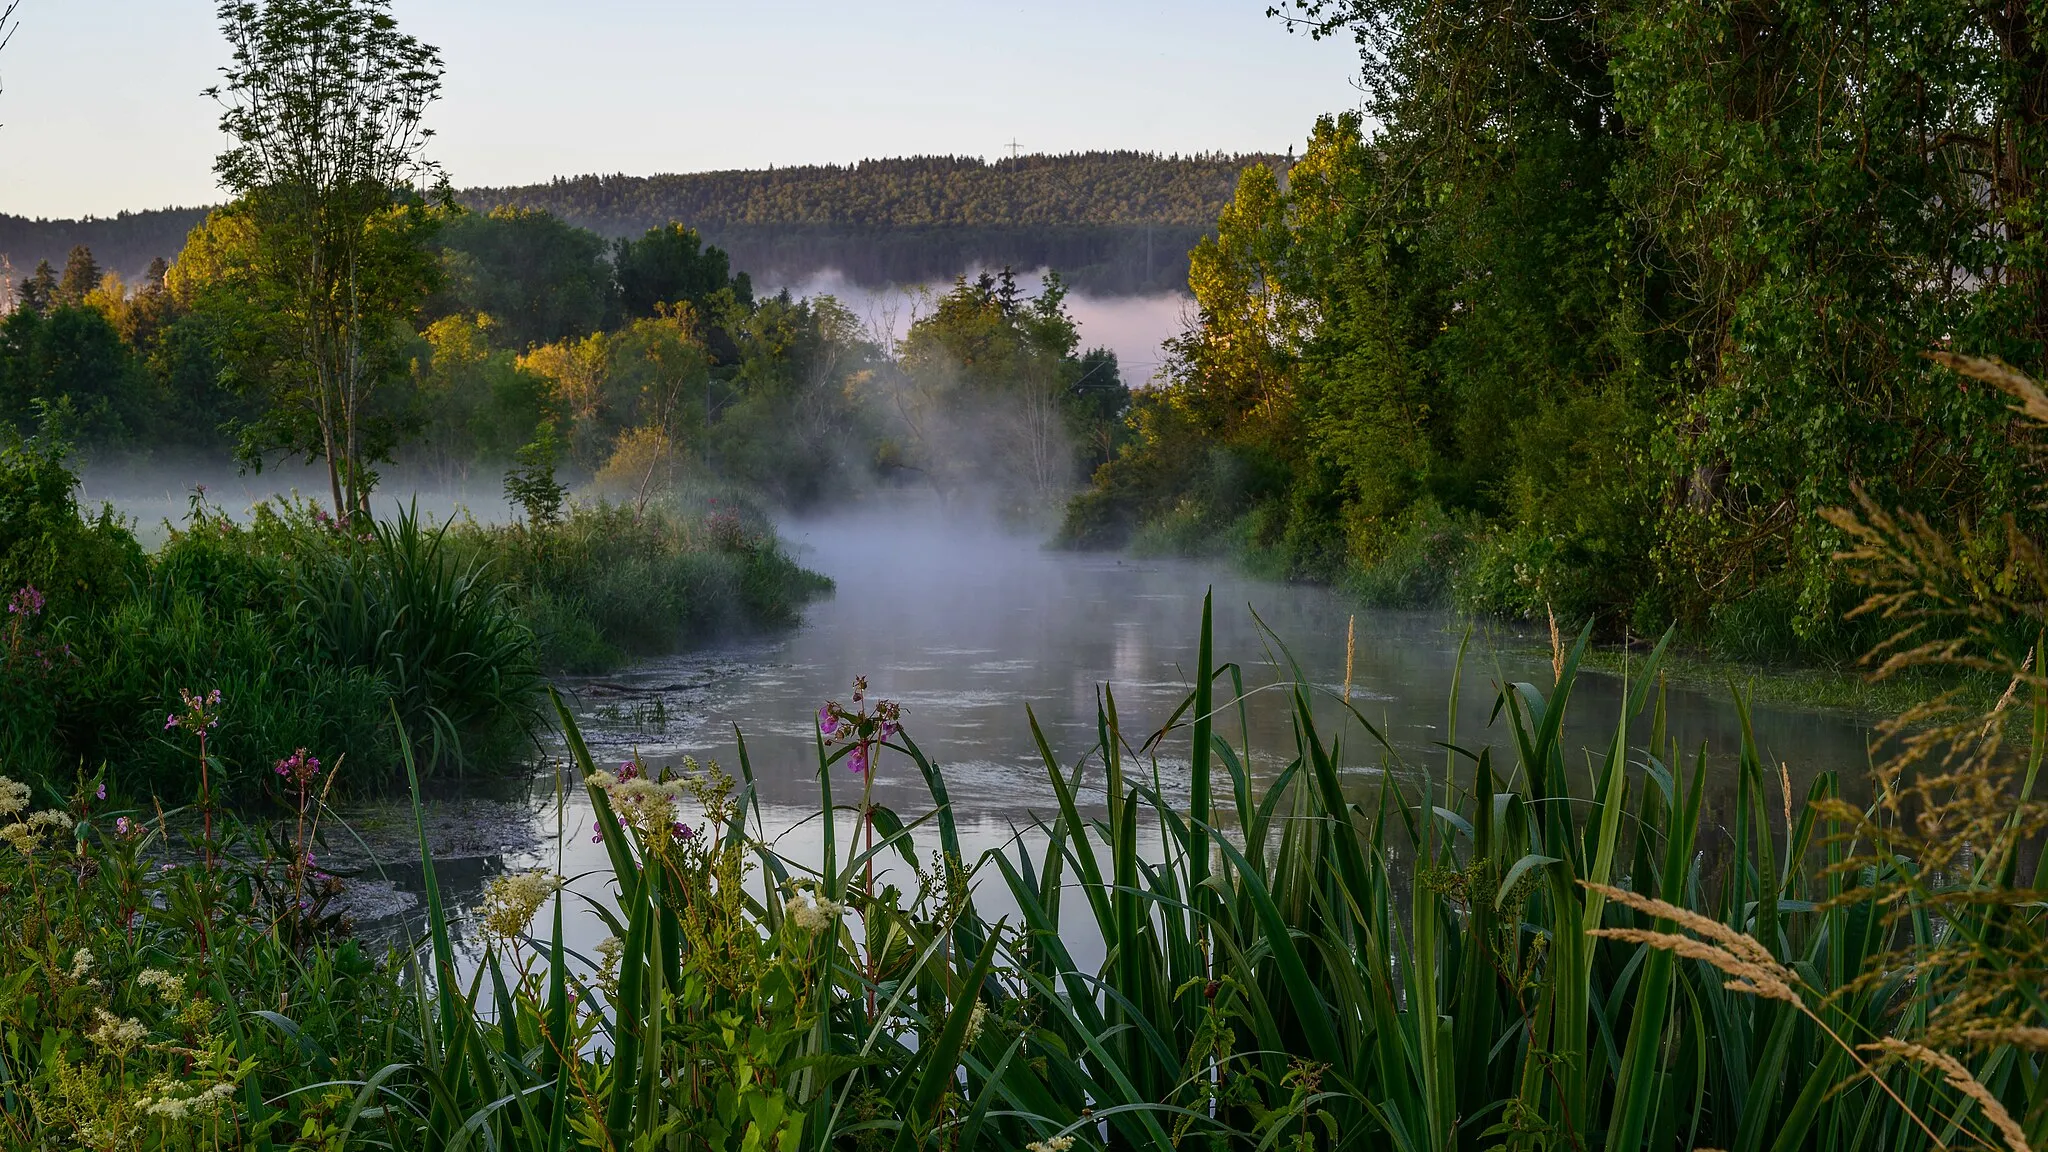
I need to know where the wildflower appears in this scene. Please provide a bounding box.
[29,809,72,832]
[964,1000,987,1044]
[94,783,106,800]
[114,816,130,836]
[1,823,34,857]
[170,688,224,732]
[137,968,186,1003]
[5,585,44,616]
[818,705,841,738]
[67,948,94,981]
[275,748,322,786]
[594,934,625,996]
[0,774,28,817]
[584,769,690,840]
[1025,1136,1076,1152]
[85,1008,147,1057]
[476,869,561,942]
[786,893,846,934]
[138,1079,237,1122]
[848,744,868,775]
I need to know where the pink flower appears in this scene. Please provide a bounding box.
[275,748,322,785]
[164,714,179,730]
[95,783,106,800]
[847,744,869,775]
[818,706,841,738]
[115,817,131,835]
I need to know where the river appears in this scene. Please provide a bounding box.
[372,509,1881,965]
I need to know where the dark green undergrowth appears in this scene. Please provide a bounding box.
[0,430,829,803]
[1107,492,1903,693]
[450,498,833,674]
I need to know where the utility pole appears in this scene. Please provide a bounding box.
[1006,138,1021,162]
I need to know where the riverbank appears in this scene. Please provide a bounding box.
[4,617,2037,1151]
[1108,508,1978,719]
[0,431,831,800]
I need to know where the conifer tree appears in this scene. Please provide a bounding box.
[56,246,101,306]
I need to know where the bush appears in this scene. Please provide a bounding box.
[2,494,546,802]
[0,423,144,616]
[454,496,832,672]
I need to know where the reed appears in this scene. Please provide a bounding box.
[4,599,2042,1150]
[347,598,2044,1151]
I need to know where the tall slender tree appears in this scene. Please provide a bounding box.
[207,0,445,518]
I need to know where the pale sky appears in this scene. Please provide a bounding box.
[0,1,1365,219]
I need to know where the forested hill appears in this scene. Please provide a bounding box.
[2,152,1282,296]
[0,207,210,293]
[465,153,1270,229]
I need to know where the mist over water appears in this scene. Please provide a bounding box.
[551,503,1878,817]
[78,456,519,547]
[384,499,1881,966]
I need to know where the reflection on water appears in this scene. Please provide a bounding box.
[552,511,1877,822]
[375,508,1880,966]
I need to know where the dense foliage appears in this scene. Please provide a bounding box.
[1068,0,2048,661]
[0,426,828,799]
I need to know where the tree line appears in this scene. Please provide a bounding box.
[1,207,1129,513]
[1065,0,2048,661]
[3,152,1279,303]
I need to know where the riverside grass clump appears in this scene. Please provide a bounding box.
[0,425,831,800]
[5,598,2045,1151]
[450,496,834,674]
[0,485,544,800]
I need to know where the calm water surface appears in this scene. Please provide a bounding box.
[550,512,1877,819]
[425,512,1881,967]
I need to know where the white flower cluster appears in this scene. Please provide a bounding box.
[476,870,562,942]
[85,1008,147,1057]
[137,968,186,1003]
[0,775,28,817]
[137,1080,237,1122]
[66,948,94,981]
[592,934,626,997]
[1,808,72,857]
[964,1001,988,1044]
[784,891,847,934]
[1025,1135,1076,1152]
[585,770,689,839]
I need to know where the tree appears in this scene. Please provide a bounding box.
[0,305,153,445]
[435,207,612,351]
[56,246,100,306]
[17,261,53,315]
[614,224,751,324]
[207,0,446,520]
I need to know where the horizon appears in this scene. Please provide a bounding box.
[0,0,1362,219]
[2,148,1294,224]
